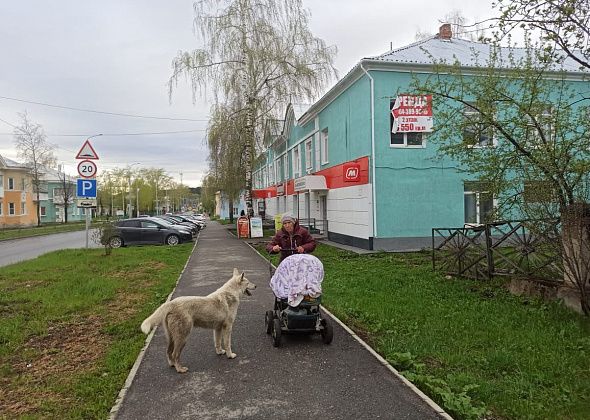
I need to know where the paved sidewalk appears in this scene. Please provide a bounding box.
[111,221,449,420]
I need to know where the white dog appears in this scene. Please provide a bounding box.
[141,268,256,373]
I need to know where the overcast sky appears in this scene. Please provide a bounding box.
[0,0,494,187]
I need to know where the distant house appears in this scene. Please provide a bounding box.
[215,191,246,219]
[39,167,86,223]
[0,155,37,227]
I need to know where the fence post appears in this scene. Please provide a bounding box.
[485,223,494,280]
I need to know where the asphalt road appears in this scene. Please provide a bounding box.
[0,229,100,267]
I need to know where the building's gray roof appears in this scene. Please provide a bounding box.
[298,35,588,125]
[0,155,28,169]
[368,36,587,73]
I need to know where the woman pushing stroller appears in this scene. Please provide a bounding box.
[266,214,316,261]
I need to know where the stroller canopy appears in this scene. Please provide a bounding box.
[270,254,324,307]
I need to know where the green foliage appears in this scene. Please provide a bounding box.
[256,244,590,419]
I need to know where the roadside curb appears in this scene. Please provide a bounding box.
[108,235,200,420]
[246,241,453,420]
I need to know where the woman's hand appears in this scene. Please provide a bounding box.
[296,246,305,253]
[272,245,281,252]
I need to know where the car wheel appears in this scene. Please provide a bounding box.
[272,318,282,347]
[265,310,274,334]
[166,234,180,246]
[109,236,123,248]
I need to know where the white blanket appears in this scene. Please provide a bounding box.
[269,254,324,306]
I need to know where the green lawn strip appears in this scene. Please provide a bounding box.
[0,222,87,241]
[0,244,193,418]
[256,243,590,420]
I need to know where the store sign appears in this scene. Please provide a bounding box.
[391,94,433,133]
[277,183,285,196]
[237,216,250,238]
[294,175,327,192]
[250,217,263,238]
[343,163,361,182]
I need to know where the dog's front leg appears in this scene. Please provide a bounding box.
[214,327,226,355]
[222,325,236,359]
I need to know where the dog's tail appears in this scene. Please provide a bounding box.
[140,302,170,334]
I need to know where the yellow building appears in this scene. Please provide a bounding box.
[0,155,37,227]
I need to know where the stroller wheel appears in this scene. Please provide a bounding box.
[265,310,274,334]
[321,319,334,345]
[272,318,282,347]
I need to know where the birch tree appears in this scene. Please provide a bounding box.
[495,0,590,70]
[169,0,337,216]
[13,112,56,227]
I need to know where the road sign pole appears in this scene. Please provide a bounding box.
[85,211,90,249]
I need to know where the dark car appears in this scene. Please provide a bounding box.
[107,217,193,248]
[153,215,200,236]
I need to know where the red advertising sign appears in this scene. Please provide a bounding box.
[391,94,433,133]
[237,216,250,238]
[343,163,361,182]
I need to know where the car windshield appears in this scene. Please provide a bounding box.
[154,218,174,227]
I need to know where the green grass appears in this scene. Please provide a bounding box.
[257,243,590,420]
[0,222,87,241]
[0,243,193,418]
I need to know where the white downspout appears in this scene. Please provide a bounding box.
[360,62,377,241]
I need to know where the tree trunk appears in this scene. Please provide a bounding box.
[244,97,255,217]
[562,203,590,315]
[36,188,41,227]
[229,197,234,223]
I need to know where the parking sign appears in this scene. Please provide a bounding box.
[77,179,97,197]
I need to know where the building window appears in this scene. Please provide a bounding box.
[0,201,3,216]
[524,181,555,203]
[464,182,494,225]
[40,206,46,216]
[269,163,274,185]
[320,129,329,164]
[390,132,426,147]
[9,202,15,215]
[463,103,494,147]
[283,155,288,180]
[8,178,15,190]
[293,146,301,178]
[525,107,553,149]
[305,139,313,171]
[21,202,26,215]
[21,178,26,190]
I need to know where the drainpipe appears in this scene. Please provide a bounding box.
[360,62,377,241]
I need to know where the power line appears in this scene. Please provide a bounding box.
[0,129,207,136]
[0,95,209,122]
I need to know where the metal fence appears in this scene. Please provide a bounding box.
[432,220,563,283]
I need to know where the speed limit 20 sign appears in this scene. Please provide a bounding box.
[77,160,98,178]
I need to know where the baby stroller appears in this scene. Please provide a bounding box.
[265,252,334,347]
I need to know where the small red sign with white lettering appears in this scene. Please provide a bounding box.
[343,163,361,182]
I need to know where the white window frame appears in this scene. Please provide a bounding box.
[0,201,3,216]
[9,202,15,215]
[320,129,329,165]
[293,146,301,178]
[525,107,553,149]
[20,202,26,215]
[464,183,495,226]
[283,154,288,180]
[40,206,46,216]
[8,177,15,190]
[305,138,313,171]
[463,103,496,148]
[390,132,427,148]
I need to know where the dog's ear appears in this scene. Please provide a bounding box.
[240,273,244,281]
[233,268,239,277]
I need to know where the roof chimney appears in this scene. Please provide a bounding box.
[437,23,452,40]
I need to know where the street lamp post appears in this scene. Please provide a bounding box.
[127,163,140,218]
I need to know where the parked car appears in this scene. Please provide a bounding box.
[153,215,200,235]
[106,217,193,248]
